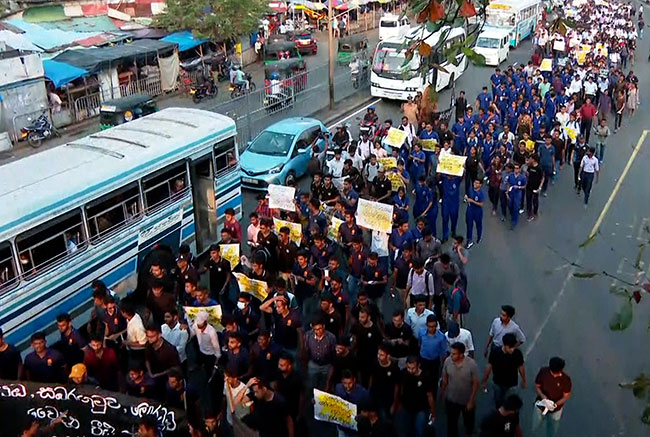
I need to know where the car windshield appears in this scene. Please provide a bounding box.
[248,131,295,156]
[381,21,398,27]
[372,43,419,79]
[477,37,500,49]
[295,34,312,40]
[486,11,516,27]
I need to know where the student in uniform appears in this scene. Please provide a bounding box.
[506,163,527,230]
[465,179,485,249]
[441,174,462,243]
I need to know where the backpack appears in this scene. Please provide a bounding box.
[451,287,471,314]
[408,269,432,296]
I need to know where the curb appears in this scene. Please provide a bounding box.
[321,93,378,127]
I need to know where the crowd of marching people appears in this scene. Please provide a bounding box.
[3,0,646,436]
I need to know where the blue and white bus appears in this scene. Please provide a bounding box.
[485,0,542,47]
[0,108,241,349]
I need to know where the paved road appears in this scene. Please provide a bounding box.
[238,35,650,435]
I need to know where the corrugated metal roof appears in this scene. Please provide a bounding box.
[0,30,42,52]
[37,16,120,33]
[5,19,104,51]
[22,5,67,23]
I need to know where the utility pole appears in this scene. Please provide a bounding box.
[328,0,335,110]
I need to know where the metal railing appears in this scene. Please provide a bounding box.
[73,93,102,121]
[119,76,163,98]
[205,62,370,148]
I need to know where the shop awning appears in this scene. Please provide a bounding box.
[43,59,88,87]
[161,31,208,52]
[269,2,289,12]
[52,39,177,72]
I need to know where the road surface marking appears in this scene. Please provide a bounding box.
[327,98,383,130]
[525,130,648,359]
[588,130,648,240]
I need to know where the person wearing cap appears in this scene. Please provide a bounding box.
[445,320,475,358]
[202,244,232,312]
[372,166,392,203]
[175,252,199,298]
[189,310,221,378]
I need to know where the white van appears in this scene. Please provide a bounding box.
[473,27,511,66]
[379,14,410,41]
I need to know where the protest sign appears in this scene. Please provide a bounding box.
[273,218,302,245]
[436,154,467,177]
[0,381,185,436]
[267,184,296,211]
[383,127,408,148]
[419,138,438,151]
[386,171,405,191]
[540,58,553,72]
[233,272,269,302]
[328,216,344,241]
[355,198,393,233]
[576,50,588,65]
[183,305,223,331]
[553,39,565,52]
[219,244,240,269]
[371,230,389,257]
[377,157,397,170]
[313,389,357,430]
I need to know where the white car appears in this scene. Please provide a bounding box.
[473,27,512,66]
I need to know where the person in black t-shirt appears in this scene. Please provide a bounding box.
[290,251,317,307]
[260,296,303,356]
[397,356,435,437]
[351,307,383,387]
[369,343,400,416]
[277,227,298,276]
[256,217,279,271]
[372,168,392,202]
[274,353,305,422]
[479,394,523,437]
[482,333,526,409]
[145,325,181,398]
[526,154,544,222]
[330,335,359,387]
[250,378,293,437]
[350,291,381,325]
[54,313,87,368]
[145,280,176,328]
[311,172,324,199]
[0,327,22,379]
[320,174,340,207]
[384,311,415,367]
[202,244,232,309]
[362,252,388,303]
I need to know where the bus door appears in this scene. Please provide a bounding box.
[190,154,217,253]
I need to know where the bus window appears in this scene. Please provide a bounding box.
[16,210,86,276]
[214,137,238,176]
[142,161,188,212]
[0,242,18,291]
[86,183,141,239]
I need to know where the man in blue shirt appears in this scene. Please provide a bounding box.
[475,86,492,112]
[334,369,370,435]
[465,179,485,248]
[538,136,556,195]
[452,116,467,155]
[490,68,503,97]
[414,176,437,235]
[441,175,462,243]
[506,163,527,230]
[418,315,448,394]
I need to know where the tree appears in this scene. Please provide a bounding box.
[156,0,268,42]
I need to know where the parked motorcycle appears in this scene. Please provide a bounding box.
[229,73,257,99]
[20,111,58,148]
[189,81,218,104]
[350,57,369,90]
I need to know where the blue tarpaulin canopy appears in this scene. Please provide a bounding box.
[43,59,88,88]
[161,31,208,52]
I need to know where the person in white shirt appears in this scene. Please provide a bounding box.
[579,146,599,205]
[122,303,146,351]
[555,105,570,127]
[363,155,383,183]
[327,149,345,178]
[372,140,388,158]
[405,261,435,307]
[483,305,526,358]
[357,133,373,162]
[405,296,435,335]
[162,309,189,365]
[398,116,417,146]
[223,367,254,425]
[583,76,597,100]
[247,212,260,246]
[445,320,475,358]
[190,310,221,377]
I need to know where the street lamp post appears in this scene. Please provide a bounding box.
[328,0,335,110]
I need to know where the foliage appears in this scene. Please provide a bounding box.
[402,0,488,102]
[156,0,268,42]
[578,226,650,424]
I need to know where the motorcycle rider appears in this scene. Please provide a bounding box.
[233,66,250,91]
[332,124,353,149]
[361,106,379,135]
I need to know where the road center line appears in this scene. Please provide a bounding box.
[525,130,648,359]
[327,98,383,130]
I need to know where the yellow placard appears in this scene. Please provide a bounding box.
[377,157,397,170]
[577,51,587,65]
[273,218,302,245]
[233,272,269,302]
[183,305,223,331]
[219,244,240,269]
[488,3,512,9]
[355,198,393,233]
[540,58,553,72]
[328,216,344,241]
[436,154,466,177]
[383,127,408,148]
[419,138,438,151]
[313,389,357,430]
[386,171,405,191]
[564,126,577,141]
